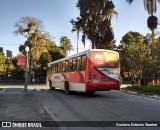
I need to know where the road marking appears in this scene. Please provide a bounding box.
[112,90,160,102]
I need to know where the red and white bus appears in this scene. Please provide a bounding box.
[46,49,120,94]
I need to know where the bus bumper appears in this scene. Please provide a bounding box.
[86,83,120,92]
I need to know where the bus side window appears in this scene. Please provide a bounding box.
[61,62,63,72]
[77,56,81,71]
[81,55,86,71]
[55,64,58,73]
[48,67,51,74]
[73,58,76,71]
[51,65,54,74]
[62,61,65,72]
[65,60,69,72]
[68,59,73,71]
[53,65,56,74]
[58,62,61,73]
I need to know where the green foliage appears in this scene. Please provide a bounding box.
[122,86,160,95]
[0,49,14,76]
[120,32,160,85]
[147,15,158,30]
[121,31,144,46]
[60,36,73,56]
[19,45,25,54]
[0,51,6,74]
[121,42,150,78]
[14,16,43,38]
[71,0,117,49]
[49,47,65,61]
[0,47,3,53]
[13,16,68,82]
[39,52,52,68]
[126,0,160,41]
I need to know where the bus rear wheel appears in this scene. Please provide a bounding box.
[49,81,55,90]
[65,82,71,95]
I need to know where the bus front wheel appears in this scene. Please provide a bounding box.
[65,82,71,95]
[49,81,55,90]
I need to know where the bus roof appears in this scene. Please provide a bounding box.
[48,49,118,67]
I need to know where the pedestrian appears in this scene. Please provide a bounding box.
[132,77,135,86]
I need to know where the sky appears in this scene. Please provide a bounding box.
[0,0,160,56]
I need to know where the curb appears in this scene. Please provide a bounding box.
[120,90,160,100]
[121,90,137,94]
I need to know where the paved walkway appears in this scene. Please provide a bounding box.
[0,84,48,89]
[0,88,56,130]
[120,84,131,88]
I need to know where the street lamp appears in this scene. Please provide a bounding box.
[25,46,29,93]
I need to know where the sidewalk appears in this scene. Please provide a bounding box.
[0,88,54,130]
[120,84,131,88]
[0,84,48,89]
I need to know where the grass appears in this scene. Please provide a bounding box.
[122,85,160,96]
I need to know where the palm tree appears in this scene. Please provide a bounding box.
[126,0,160,40]
[127,0,160,15]
[71,0,117,50]
[70,18,82,53]
[60,36,74,56]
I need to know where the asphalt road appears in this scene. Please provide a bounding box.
[33,89,160,130]
[1,85,159,130]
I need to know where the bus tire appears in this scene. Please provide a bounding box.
[65,82,71,95]
[49,80,55,90]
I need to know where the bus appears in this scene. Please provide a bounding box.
[46,49,120,94]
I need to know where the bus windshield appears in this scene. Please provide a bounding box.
[91,51,118,68]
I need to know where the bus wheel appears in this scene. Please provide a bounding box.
[49,81,55,90]
[65,82,71,95]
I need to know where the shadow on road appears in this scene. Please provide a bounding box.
[49,89,114,99]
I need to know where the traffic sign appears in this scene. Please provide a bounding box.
[17,56,26,65]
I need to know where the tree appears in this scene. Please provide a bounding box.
[60,36,74,56]
[121,31,144,47]
[0,49,6,75]
[49,47,65,62]
[121,43,151,85]
[127,0,160,15]
[126,0,160,40]
[5,59,14,76]
[15,16,47,82]
[14,16,43,38]
[0,47,3,53]
[10,56,23,78]
[39,52,52,68]
[0,48,14,76]
[71,0,117,49]
[120,32,160,85]
[15,16,65,83]
[147,15,158,38]
[37,52,52,81]
[70,18,82,53]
